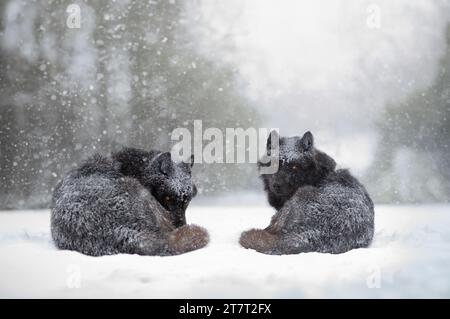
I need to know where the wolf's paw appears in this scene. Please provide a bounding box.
[168,224,209,254]
[239,229,277,253]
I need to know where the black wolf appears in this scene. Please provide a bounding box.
[240,131,374,254]
[51,148,208,256]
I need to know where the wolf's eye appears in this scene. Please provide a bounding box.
[292,165,298,171]
[165,196,171,203]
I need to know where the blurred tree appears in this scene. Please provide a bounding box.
[367,24,450,203]
[0,0,260,209]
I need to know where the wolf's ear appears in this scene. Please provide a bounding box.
[267,130,279,153]
[299,131,314,151]
[154,152,173,175]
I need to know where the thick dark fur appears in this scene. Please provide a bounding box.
[240,131,374,255]
[51,149,208,256]
[112,148,197,227]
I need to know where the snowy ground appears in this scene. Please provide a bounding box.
[1,204,450,298]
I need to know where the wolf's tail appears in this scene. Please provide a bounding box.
[239,228,318,255]
[167,224,210,255]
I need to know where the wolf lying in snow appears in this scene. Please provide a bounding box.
[51,148,208,256]
[240,131,374,255]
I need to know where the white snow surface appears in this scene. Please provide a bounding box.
[1,205,450,298]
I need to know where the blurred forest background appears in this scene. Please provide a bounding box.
[0,0,449,209]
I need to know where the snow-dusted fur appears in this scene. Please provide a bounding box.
[240,131,374,255]
[51,149,208,256]
[111,148,198,227]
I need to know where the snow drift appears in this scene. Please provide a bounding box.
[0,205,449,298]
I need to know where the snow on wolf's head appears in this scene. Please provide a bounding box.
[258,131,336,209]
[113,148,197,227]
